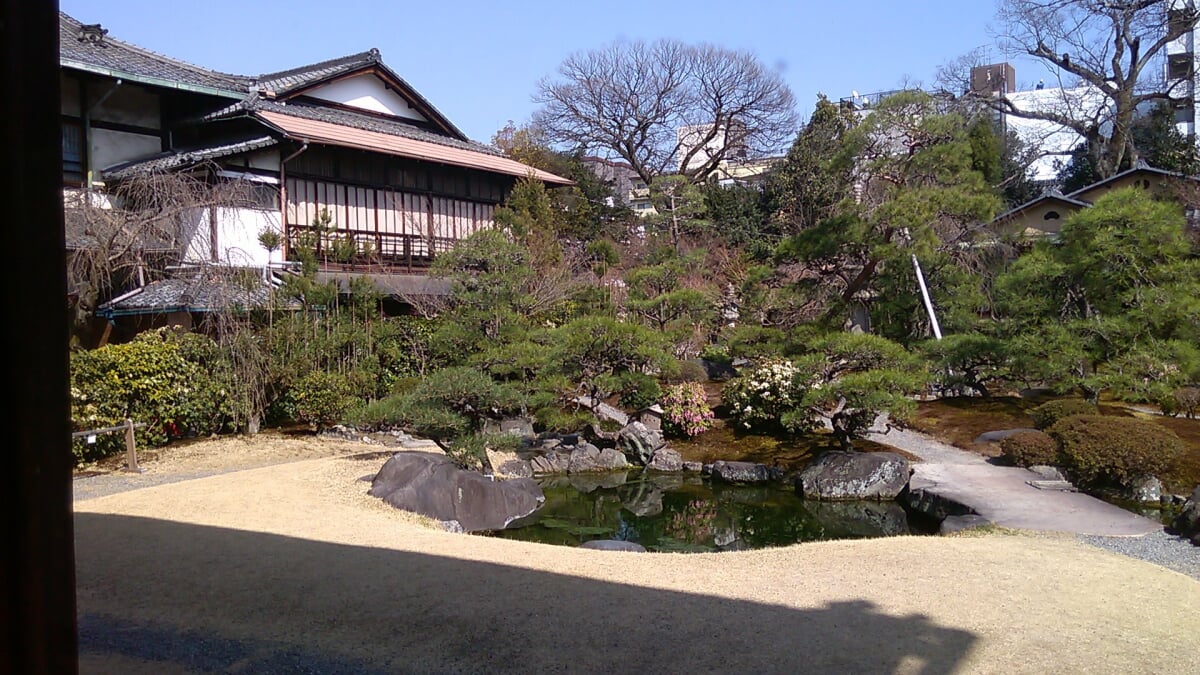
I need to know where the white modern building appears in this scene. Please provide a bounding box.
[1167,0,1200,139]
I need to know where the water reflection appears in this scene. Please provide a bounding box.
[495,470,925,552]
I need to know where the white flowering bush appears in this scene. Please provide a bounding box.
[721,360,809,432]
[661,382,715,437]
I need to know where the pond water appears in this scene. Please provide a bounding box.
[493,470,937,552]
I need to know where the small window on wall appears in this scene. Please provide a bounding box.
[1043,211,1060,221]
[62,119,83,184]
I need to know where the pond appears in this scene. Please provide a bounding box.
[493,470,937,552]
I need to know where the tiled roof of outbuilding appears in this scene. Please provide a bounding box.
[98,270,291,316]
[103,137,278,179]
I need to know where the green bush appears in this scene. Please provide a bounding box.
[533,406,594,434]
[290,371,354,431]
[1030,399,1099,430]
[617,372,662,410]
[722,359,805,432]
[999,431,1060,468]
[70,330,228,464]
[665,359,708,384]
[1048,415,1185,487]
[446,432,521,472]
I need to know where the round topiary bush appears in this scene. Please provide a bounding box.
[1030,399,1099,430]
[999,430,1060,468]
[1047,415,1185,488]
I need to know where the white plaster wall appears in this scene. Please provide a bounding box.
[92,128,162,171]
[247,150,281,172]
[182,208,283,267]
[306,75,427,121]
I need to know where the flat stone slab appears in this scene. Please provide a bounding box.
[974,428,1039,444]
[910,463,1161,537]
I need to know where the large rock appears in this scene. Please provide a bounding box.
[529,450,571,474]
[1124,475,1163,503]
[486,449,532,479]
[617,422,665,465]
[710,461,780,484]
[568,444,630,473]
[369,452,543,532]
[974,428,1040,444]
[796,452,911,501]
[647,447,683,472]
[1168,486,1200,546]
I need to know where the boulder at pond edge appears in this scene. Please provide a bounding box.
[796,451,911,501]
[369,452,544,532]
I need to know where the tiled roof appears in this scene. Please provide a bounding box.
[256,110,572,184]
[249,99,500,156]
[103,136,278,179]
[255,50,380,96]
[253,49,467,141]
[99,269,290,316]
[60,12,250,96]
[63,208,177,253]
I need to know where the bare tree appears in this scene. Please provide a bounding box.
[942,0,1200,178]
[534,39,798,185]
[65,166,259,347]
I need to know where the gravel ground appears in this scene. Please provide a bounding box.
[1078,531,1200,581]
[74,453,1200,674]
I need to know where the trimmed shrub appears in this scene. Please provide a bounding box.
[447,432,521,472]
[1173,386,1200,419]
[999,431,1060,468]
[290,371,354,431]
[617,372,662,411]
[661,382,715,437]
[70,330,228,463]
[1030,399,1099,430]
[665,359,708,384]
[1048,415,1185,488]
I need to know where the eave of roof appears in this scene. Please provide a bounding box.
[97,272,296,317]
[103,136,278,180]
[1064,163,1186,200]
[60,12,249,98]
[989,193,1091,225]
[255,110,572,185]
[256,49,467,141]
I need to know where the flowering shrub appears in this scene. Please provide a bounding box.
[661,382,714,437]
[721,360,806,432]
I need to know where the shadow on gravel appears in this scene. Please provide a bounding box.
[75,513,977,674]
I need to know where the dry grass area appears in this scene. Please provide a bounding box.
[78,430,359,477]
[74,445,1200,674]
[907,396,1038,456]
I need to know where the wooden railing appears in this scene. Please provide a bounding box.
[287,226,459,273]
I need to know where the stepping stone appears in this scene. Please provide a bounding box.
[1026,480,1077,492]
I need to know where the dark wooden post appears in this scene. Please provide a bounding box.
[2,1,79,672]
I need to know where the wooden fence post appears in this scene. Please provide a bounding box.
[123,418,142,473]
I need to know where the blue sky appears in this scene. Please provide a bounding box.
[62,0,1020,144]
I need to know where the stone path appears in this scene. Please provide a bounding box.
[865,417,1163,537]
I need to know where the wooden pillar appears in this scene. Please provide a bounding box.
[1,0,79,672]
